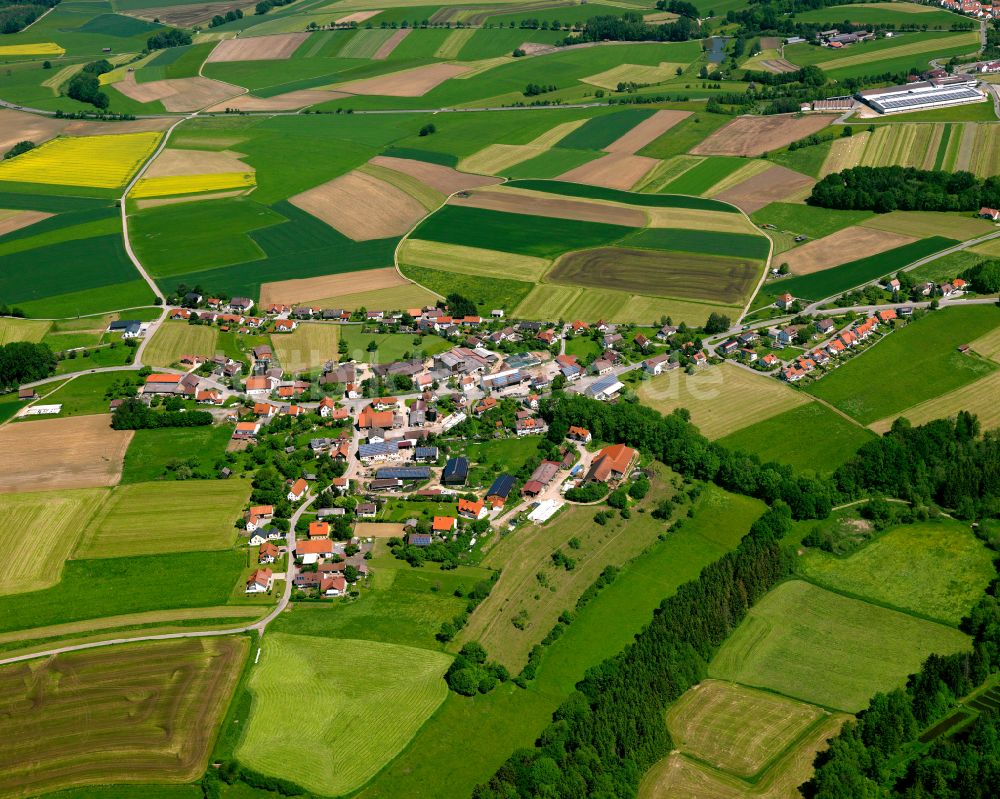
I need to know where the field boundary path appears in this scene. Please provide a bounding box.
[0,492,316,667]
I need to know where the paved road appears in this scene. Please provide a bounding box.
[0,492,316,667]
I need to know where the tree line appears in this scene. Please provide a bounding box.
[67,59,113,110]
[111,397,213,430]
[473,503,796,798]
[0,341,54,392]
[0,0,59,34]
[567,12,697,44]
[808,166,1000,213]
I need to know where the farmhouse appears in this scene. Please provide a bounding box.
[245,568,273,594]
[442,457,469,486]
[568,426,592,443]
[487,473,517,507]
[458,498,487,520]
[643,353,674,375]
[296,538,334,564]
[433,516,457,535]
[586,374,624,401]
[233,420,261,439]
[258,542,280,564]
[359,441,399,462]
[142,373,183,395]
[523,460,560,496]
[287,478,308,501]
[586,444,638,484]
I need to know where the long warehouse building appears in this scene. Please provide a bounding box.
[857,75,985,114]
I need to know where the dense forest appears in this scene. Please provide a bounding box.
[473,504,796,798]
[0,0,59,34]
[568,12,696,43]
[0,341,54,391]
[808,167,1000,213]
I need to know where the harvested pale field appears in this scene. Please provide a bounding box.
[557,151,660,190]
[714,165,815,214]
[0,316,51,344]
[399,239,550,282]
[260,267,409,305]
[0,209,51,237]
[290,170,426,240]
[355,522,406,538]
[144,148,251,177]
[335,9,381,23]
[206,88,348,112]
[136,189,244,209]
[323,282,439,311]
[115,74,243,112]
[760,58,798,73]
[692,114,837,157]
[131,2,250,26]
[646,206,759,235]
[638,716,848,799]
[782,227,916,275]
[458,119,587,175]
[373,28,410,59]
[971,324,1000,362]
[0,110,173,153]
[703,160,773,197]
[666,680,824,778]
[100,54,159,87]
[820,131,870,177]
[370,155,503,193]
[869,369,1000,434]
[335,63,470,97]
[0,488,106,596]
[451,55,513,79]
[969,124,1000,177]
[604,109,691,154]
[643,11,679,22]
[271,322,341,372]
[206,32,310,62]
[448,187,646,226]
[582,62,690,91]
[637,362,810,439]
[860,211,995,240]
[359,162,444,210]
[143,321,219,367]
[0,414,132,493]
[42,63,84,94]
[0,638,247,799]
[954,120,977,173]
[519,41,559,55]
[760,36,783,48]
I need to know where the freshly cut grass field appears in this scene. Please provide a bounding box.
[143,321,219,367]
[638,362,810,440]
[860,210,995,241]
[75,481,249,559]
[971,324,1000,362]
[131,172,256,198]
[646,205,763,235]
[666,680,824,778]
[237,634,450,796]
[869,370,1000,434]
[0,488,106,596]
[799,520,994,625]
[0,637,246,798]
[0,133,161,189]
[721,401,872,474]
[0,316,50,344]
[582,62,689,90]
[399,239,551,282]
[326,283,439,312]
[271,321,340,372]
[752,202,873,239]
[709,580,971,712]
[805,306,1000,423]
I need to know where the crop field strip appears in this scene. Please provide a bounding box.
[507,179,741,212]
[270,321,340,372]
[0,637,247,797]
[74,480,250,559]
[0,133,161,189]
[143,320,219,367]
[131,172,256,198]
[458,119,589,175]
[399,239,551,282]
[236,634,451,796]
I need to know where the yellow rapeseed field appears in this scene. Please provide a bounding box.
[0,132,161,188]
[131,171,256,198]
[0,42,65,56]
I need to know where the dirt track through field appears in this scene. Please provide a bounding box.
[114,73,243,112]
[336,63,470,96]
[290,170,426,240]
[373,28,410,59]
[206,32,310,62]
[714,164,814,213]
[449,188,646,226]
[145,148,251,177]
[260,268,409,305]
[556,151,660,190]
[693,114,837,157]
[603,109,690,154]
[370,155,502,193]
[0,415,132,493]
[782,226,916,275]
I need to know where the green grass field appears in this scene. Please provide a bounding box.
[709,580,971,712]
[0,637,247,798]
[799,520,995,625]
[0,317,51,344]
[624,227,771,260]
[143,322,220,367]
[805,305,1000,423]
[41,373,141,417]
[401,265,534,317]
[121,426,235,484]
[0,488,107,596]
[792,2,960,27]
[718,402,875,476]
[508,179,740,212]
[752,202,874,239]
[75,481,249,559]
[236,633,451,796]
[659,155,748,195]
[557,108,656,150]
[340,326,451,364]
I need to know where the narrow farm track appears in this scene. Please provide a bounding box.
[0,493,315,667]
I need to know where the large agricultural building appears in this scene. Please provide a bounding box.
[856,75,985,114]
